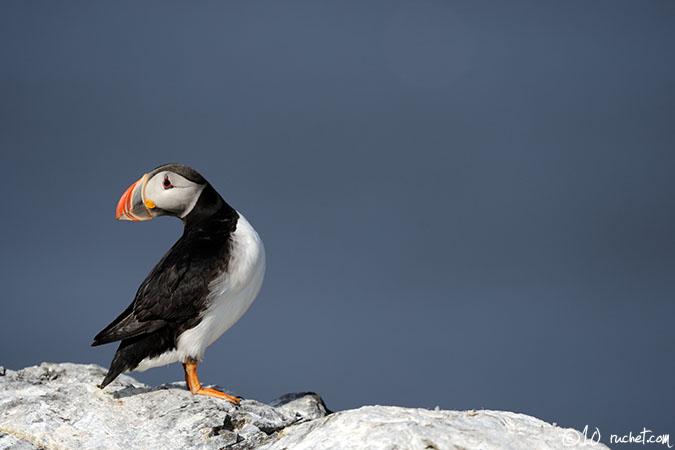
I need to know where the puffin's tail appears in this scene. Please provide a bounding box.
[98,326,177,389]
[99,341,137,389]
[99,367,122,389]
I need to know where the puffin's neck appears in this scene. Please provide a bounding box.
[181,183,238,231]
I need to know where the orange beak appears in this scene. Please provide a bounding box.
[116,174,153,221]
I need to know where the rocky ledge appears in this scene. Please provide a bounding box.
[0,363,608,450]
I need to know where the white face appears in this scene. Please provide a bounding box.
[144,171,206,218]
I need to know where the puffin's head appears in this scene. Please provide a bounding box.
[116,164,208,221]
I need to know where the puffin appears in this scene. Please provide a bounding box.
[92,163,265,405]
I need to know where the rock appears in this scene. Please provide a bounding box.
[0,363,608,450]
[0,432,39,450]
[269,392,331,422]
[260,406,609,450]
[0,362,323,450]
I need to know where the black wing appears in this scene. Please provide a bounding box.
[92,233,228,347]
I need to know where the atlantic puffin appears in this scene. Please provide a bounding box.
[92,164,265,405]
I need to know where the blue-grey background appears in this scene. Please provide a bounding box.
[1,1,673,446]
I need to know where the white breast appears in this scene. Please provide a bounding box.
[135,213,265,372]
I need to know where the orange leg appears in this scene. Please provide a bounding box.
[182,362,241,405]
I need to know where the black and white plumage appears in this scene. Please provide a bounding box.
[92,164,265,402]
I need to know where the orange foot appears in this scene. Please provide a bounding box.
[183,362,241,405]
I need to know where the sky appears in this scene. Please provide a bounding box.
[1,1,674,447]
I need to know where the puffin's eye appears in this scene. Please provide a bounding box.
[163,176,173,189]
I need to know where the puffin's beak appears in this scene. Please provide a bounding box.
[116,174,153,221]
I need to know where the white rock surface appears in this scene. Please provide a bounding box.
[0,362,323,450]
[261,406,609,450]
[0,363,608,450]
[0,431,39,450]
